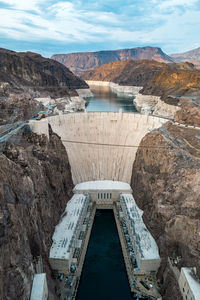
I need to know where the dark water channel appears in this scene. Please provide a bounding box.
[85,85,137,112]
[76,210,134,300]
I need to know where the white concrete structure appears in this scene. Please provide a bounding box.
[179,267,200,300]
[49,194,90,273]
[119,194,161,273]
[74,180,132,207]
[30,273,48,300]
[29,112,167,184]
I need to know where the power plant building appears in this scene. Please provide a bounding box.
[74,180,132,208]
[179,267,200,300]
[49,194,91,274]
[119,194,161,273]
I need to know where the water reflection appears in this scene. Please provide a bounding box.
[85,86,137,112]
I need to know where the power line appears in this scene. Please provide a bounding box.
[61,139,170,149]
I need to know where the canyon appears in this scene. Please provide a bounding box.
[83,59,200,118]
[0,47,200,300]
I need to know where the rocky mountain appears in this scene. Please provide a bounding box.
[0,48,88,98]
[0,93,45,126]
[171,47,200,66]
[131,116,200,299]
[174,102,200,127]
[83,59,200,100]
[51,46,173,75]
[0,125,73,299]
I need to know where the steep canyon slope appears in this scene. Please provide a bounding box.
[51,46,173,75]
[0,126,73,300]
[0,48,88,98]
[82,59,200,101]
[131,112,200,299]
[171,46,200,67]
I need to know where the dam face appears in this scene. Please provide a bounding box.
[30,112,166,184]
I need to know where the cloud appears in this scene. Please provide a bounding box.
[152,0,198,10]
[0,0,199,55]
[0,0,42,11]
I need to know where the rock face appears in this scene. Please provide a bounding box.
[51,47,173,75]
[83,60,165,86]
[0,125,74,299]
[131,122,200,299]
[0,48,88,98]
[0,93,44,126]
[133,93,180,118]
[174,102,200,127]
[171,47,200,66]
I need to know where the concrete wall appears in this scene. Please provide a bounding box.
[29,112,167,184]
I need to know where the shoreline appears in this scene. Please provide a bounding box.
[86,80,180,118]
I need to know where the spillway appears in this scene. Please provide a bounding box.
[29,111,167,184]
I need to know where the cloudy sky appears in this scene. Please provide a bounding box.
[0,0,200,57]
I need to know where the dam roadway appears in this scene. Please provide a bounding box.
[29,111,167,184]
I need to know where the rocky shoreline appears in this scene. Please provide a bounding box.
[134,93,180,118]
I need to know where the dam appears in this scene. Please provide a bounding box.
[29,111,167,185]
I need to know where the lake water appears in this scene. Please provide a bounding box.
[76,210,134,300]
[85,85,137,112]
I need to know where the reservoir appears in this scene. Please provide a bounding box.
[76,210,134,300]
[85,85,137,112]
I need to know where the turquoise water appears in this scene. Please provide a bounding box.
[85,86,137,112]
[76,210,134,300]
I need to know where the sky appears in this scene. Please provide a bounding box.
[0,0,200,57]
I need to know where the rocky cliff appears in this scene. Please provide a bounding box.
[171,46,200,67]
[0,125,74,299]
[131,121,200,299]
[0,48,88,98]
[51,46,173,75]
[0,93,45,126]
[174,102,200,127]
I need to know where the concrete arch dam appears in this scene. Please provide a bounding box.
[29,112,167,184]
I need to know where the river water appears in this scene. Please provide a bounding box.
[76,210,134,300]
[85,85,137,112]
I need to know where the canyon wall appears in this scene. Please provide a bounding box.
[0,125,73,299]
[51,46,173,75]
[30,112,167,185]
[131,122,200,299]
[0,48,88,98]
